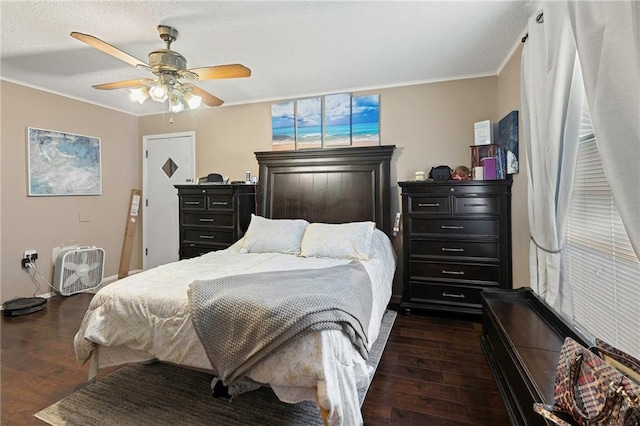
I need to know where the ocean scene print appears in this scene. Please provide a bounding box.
[271,101,295,150]
[352,95,380,146]
[28,127,101,196]
[296,97,322,149]
[324,93,351,146]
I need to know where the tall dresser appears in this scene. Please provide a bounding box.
[175,184,256,259]
[399,180,512,315]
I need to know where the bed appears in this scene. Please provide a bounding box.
[73,145,396,426]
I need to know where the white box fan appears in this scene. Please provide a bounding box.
[53,247,105,296]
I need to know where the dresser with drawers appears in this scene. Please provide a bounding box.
[175,184,256,259]
[398,180,512,315]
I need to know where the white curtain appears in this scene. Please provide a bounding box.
[521,2,584,317]
[565,1,640,258]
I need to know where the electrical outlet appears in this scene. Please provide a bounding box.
[392,212,401,236]
[21,250,38,268]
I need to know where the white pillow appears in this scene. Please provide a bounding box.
[300,221,376,260]
[240,214,309,254]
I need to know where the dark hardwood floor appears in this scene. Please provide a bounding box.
[363,313,510,425]
[1,294,509,425]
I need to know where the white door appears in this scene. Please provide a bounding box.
[143,132,196,270]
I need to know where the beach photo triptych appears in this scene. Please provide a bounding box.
[271,93,379,150]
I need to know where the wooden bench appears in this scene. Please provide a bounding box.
[481,288,589,425]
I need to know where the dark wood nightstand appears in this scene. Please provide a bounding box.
[175,184,255,259]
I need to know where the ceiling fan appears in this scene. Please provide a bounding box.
[71,25,251,110]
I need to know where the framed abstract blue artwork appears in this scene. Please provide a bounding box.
[27,127,101,196]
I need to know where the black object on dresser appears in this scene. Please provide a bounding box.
[175,184,256,259]
[398,180,512,315]
[481,288,589,425]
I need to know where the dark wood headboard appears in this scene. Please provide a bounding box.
[255,145,395,235]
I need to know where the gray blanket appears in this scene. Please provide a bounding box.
[187,260,373,384]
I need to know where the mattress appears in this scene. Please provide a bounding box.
[73,228,396,425]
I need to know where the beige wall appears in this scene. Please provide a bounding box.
[0,81,141,301]
[2,67,528,302]
[139,77,499,298]
[138,103,270,182]
[497,43,530,288]
[141,78,498,182]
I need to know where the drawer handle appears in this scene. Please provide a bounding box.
[199,218,215,222]
[185,201,201,205]
[418,203,440,207]
[441,248,464,252]
[441,225,464,230]
[442,270,465,275]
[464,203,488,207]
[442,292,465,299]
[199,235,216,240]
[210,201,229,206]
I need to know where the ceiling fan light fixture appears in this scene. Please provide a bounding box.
[183,91,202,109]
[169,95,185,113]
[73,26,249,111]
[130,86,149,104]
[148,83,169,103]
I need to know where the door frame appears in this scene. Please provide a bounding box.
[142,131,196,270]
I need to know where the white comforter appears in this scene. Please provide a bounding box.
[74,229,395,425]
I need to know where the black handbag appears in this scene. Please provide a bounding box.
[428,165,452,181]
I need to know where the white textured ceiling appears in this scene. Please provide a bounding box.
[0,1,538,116]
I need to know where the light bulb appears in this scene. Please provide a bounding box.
[129,87,149,104]
[183,92,202,109]
[148,84,168,103]
[169,96,184,113]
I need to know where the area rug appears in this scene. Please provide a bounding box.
[35,310,396,426]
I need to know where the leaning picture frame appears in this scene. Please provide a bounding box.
[497,111,519,174]
[27,127,102,196]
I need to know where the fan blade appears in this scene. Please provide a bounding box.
[190,86,224,107]
[93,78,154,90]
[187,64,251,80]
[64,262,80,271]
[62,273,79,290]
[71,32,149,68]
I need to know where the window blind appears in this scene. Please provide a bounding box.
[565,107,640,359]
